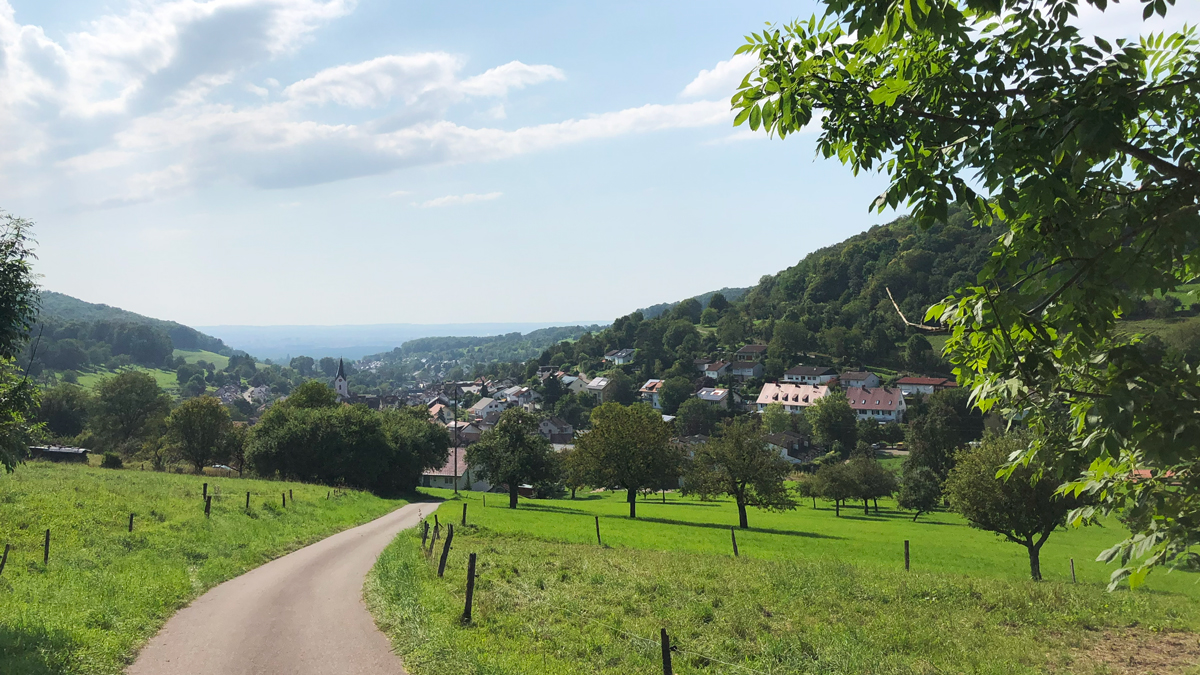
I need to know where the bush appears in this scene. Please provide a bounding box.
[100,452,123,469]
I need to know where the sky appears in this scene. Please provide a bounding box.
[2,0,1197,327]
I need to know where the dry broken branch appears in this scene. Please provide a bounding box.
[886,287,947,333]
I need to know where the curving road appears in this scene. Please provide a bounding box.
[128,502,429,675]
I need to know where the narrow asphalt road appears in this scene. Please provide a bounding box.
[127,501,429,675]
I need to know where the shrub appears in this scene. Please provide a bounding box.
[100,452,123,469]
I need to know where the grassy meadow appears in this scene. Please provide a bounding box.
[0,461,407,675]
[366,489,1200,675]
[73,366,179,394]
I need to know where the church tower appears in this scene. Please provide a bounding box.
[334,358,350,401]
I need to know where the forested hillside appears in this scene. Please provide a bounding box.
[636,287,750,320]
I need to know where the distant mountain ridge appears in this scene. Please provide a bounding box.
[38,291,231,354]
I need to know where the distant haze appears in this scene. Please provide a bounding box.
[196,323,609,362]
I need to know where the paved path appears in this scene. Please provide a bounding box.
[128,502,429,675]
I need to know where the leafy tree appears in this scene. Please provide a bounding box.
[540,373,564,409]
[92,371,172,450]
[814,461,856,517]
[289,356,315,377]
[285,380,339,409]
[659,376,693,415]
[898,464,942,522]
[574,402,673,518]
[762,402,790,434]
[795,472,820,508]
[904,387,984,484]
[0,213,40,471]
[708,292,730,313]
[318,357,338,378]
[688,418,796,528]
[559,446,588,499]
[944,434,1078,581]
[168,396,231,473]
[716,312,745,348]
[38,384,92,438]
[849,455,898,515]
[175,363,203,386]
[674,298,703,324]
[221,423,249,474]
[808,393,857,452]
[182,373,207,398]
[903,335,934,371]
[733,0,1199,583]
[466,408,555,508]
[674,397,718,437]
[700,307,719,326]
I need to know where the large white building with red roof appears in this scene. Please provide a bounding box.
[845,387,907,422]
[755,382,829,414]
[896,376,958,396]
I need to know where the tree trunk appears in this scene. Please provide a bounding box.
[662,489,666,503]
[835,500,840,517]
[508,483,518,509]
[1027,542,1043,581]
[571,487,576,499]
[873,498,879,514]
[811,496,817,509]
[627,489,637,518]
[912,510,922,522]
[863,499,869,515]
[737,499,749,529]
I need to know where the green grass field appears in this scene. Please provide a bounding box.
[172,348,231,370]
[365,488,1200,674]
[73,366,180,395]
[0,462,407,675]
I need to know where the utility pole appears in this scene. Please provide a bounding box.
[453,381,460,494]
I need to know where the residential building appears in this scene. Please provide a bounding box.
[694,357,713,373]
[730,361,764,380]
[755,383,830,413]
[783,365,837,385]
[696,387,730,409]
[639,379,665,409]
[604,348,636,365]
[845,386,907,422]
[735,344,769,361]
[704,361,730,380]
[839,371,880,389]
[445,421,481,445]
[764,431,816,464]
[428,402,449,423]
[212,384,243,405]
[587,376,614,403]
[421,447,491,491]
[897,376,958,396]
[468,397,506,420]
[560,373,590,394]
[538,417,575,444]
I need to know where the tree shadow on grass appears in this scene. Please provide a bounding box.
[0,625,79,675]
[637,516,843,540]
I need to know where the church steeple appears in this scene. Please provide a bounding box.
[334,358,350,401]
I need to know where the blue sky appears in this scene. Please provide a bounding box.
[2,1,1195,327]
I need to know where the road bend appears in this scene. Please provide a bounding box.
[128,502,429,675]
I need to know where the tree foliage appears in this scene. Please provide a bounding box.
[574,402,675,518]
[466,408,555,508]
[808,393,858,452]
[904,388,985,483]
[734,0,1200,584]
[168,396,231,472]
[688,417,796,528]
[92,371,172,450]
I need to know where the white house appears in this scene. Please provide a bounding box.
[897,376,957,396]
[587,377,614,403]
[730,361,764,380]
[735,344,769,361]
[639,379,665,409]
[755,382,829,414]
[839,371,880,389]
[783,365,837,385]
[421,447,491,491]
[696,387,730,409]
[704,361,730,380]
[538,417,574,443]
[468,397,507,420]
[845,386,907,422]
[604,348,636,365]
[764,431,814,464]
[560,374,589,394]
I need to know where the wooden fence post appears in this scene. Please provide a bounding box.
[129,513,134,532]
[205,496,212,517]
[462,502,467,526]
[0,543,9,576]
[595,516,602,546]
[282,492,286,508]
[434,514,439,529]
[203,483,208,499]
[730,527,739,557]
[246,492,251,510]
[462,552,477,623]
[422,521,429,548]
[1070,558,1076,583]
[482,495,486,508]
[289,489,293,502]
[904,540,910,571]
[437,525,454,577]
[43,529,50,565]
[660,628,673,675]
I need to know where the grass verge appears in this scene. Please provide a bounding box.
[367,518,1200,675]
[0,461,406,675]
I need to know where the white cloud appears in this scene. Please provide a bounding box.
[284,53,461,107]
[387,189,411,197]
[680,52,758,99]
[418,191,502,208]
[459,61,565,97]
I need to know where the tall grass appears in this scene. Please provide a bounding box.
[0,462,406,674]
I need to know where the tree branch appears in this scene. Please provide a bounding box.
[886,287,946,333]
[1114,140,1200,185]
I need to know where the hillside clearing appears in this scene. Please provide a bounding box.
[0,462,407,675]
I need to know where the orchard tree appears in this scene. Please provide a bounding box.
[850,455,898,515]
[689,418,796,528]
[734,0,1200,584]
[168,396,231,473]
[814,461,856,517]
[944,434,1078,581]
[659,376,694,415]
[674,397,720,437]
[762,402,790,434]
[37,384,92,438]
[904,387,985,483]
[93,371,172,450]
[897,465,942,522]
[809,393,857,452]
[466,408,555,509]
[574,402,674,518]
